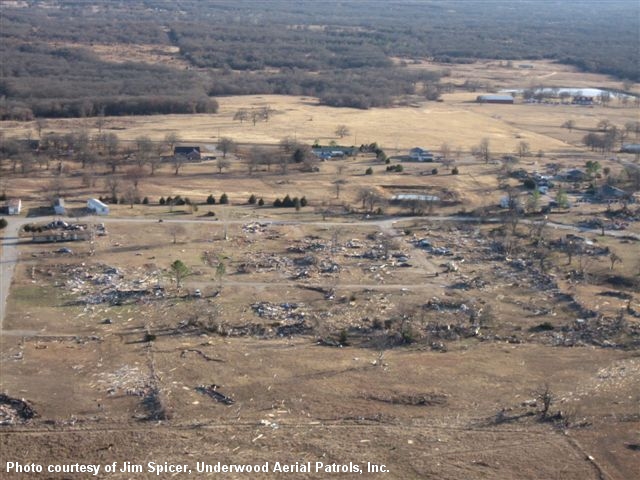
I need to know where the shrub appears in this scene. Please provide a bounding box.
[523,178,536,190]
[142,197,149,205]
[300,196,307,207]
[365,167,373,175]
[258,198,265,206]
[0,218,8,229]
[452,166,459,175]
[432,168,438,175]
[248,194,257,204]
[206,194,215,205]
[394,164,403,172]
[219,193,229,204]
[159,196,166,205]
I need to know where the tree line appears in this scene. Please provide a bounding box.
[1,0,637,120]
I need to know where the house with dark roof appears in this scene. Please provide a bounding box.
[598,185,629,201]
[174,146,201,160]
[407,147,434,162]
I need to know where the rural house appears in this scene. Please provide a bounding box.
[598,185,629,201]
[407,147,434,162]
[561,169,588,182]
[174,146,201,160]
[572,95,594,105]
[476,94,514,104]
[87,198,109,215]
[7,198,22,215]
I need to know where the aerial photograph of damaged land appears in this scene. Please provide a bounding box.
[0,0,639,478]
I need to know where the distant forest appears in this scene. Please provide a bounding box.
[1,0,638,119]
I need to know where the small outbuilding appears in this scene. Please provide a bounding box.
[7,198,22,215]
[87,198,109,215]
[621,144,640,154]
[53,198,66,215]
[476,94,514,104]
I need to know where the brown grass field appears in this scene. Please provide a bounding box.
[1,60,639,479]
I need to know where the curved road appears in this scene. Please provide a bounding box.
[1,213,638,335]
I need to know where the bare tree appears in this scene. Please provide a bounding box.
[517,141,531,158]
[216,157,231,174]
[35,118,48,139]
[597,119,611,132]
[357,187,384,213]
[104,175,120,202]
[172,154,186,176]
[246,147,266,175]
[335,125,350,139]
[123,185,139,209]
[233,109,249,124]
[476,137,491,163]
[440,142,452,166]
[250,109,262,126]
[534,384,554,420]
[609,251,622,270]
[104,133,121,173]
[278,152,289,175]
[164,132,181,155]
[95,111,106,134]
[169,224,187,244]
[126,167,145,189]
[561,119,575,133]
[217,137,236,158]
[333,179,347,199]
[45,176,65,202]
[260,106,274,122]
[135,135,154,168]
[279,136,297,155]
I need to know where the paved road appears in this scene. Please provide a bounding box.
[1,212,637,336]
[0,216,22,332]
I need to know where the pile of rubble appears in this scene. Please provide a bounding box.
[242,222,270,234]
[251,302,306,321]
[547,316,640,349]
[250,302,311,337]
[95,365,150,397]
[57,263,164,305]
[237,253,292,274]
[0,394,37,425]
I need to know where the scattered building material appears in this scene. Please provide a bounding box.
[196,385,234,405]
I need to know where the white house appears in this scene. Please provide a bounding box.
[7,198,22,215]
[87,198,109,215]
[408,147,434,162]
[53,198,66,215]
